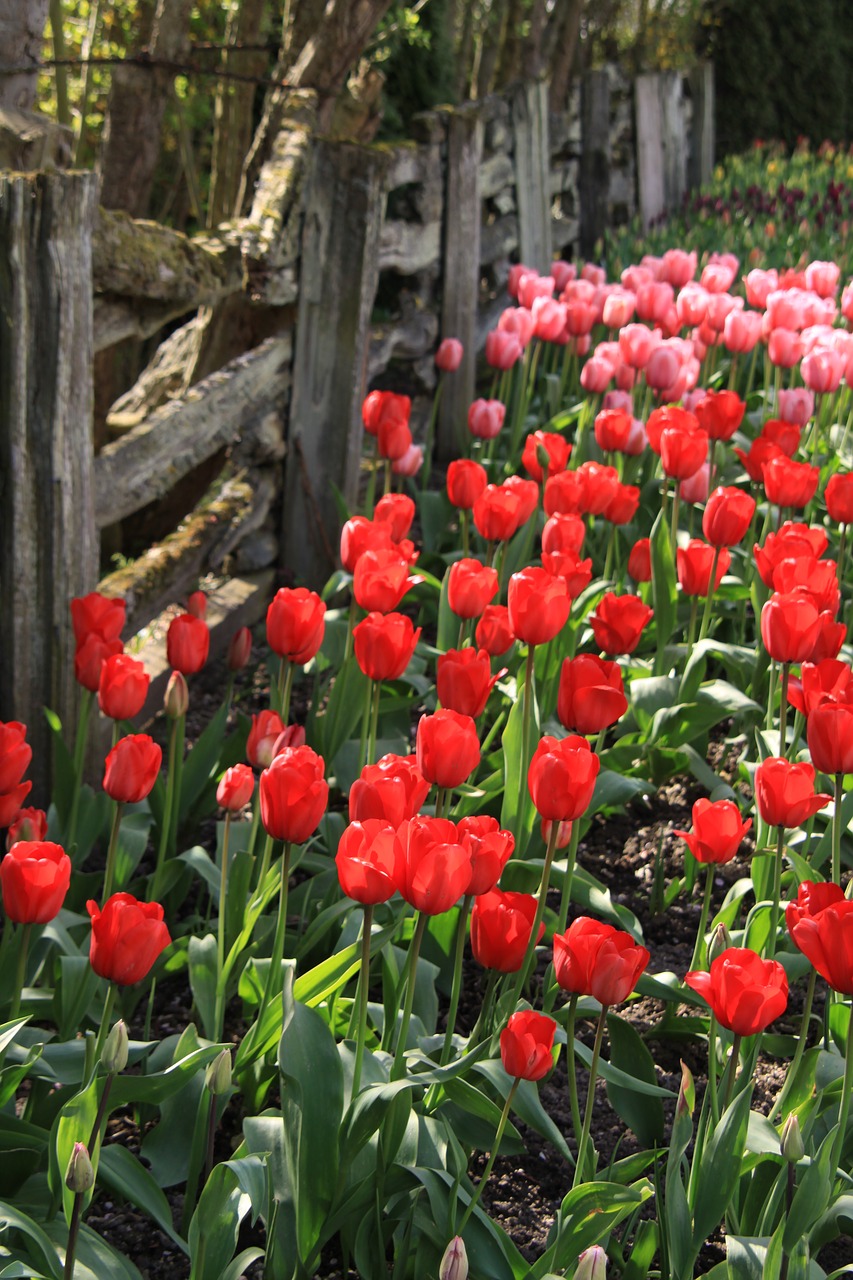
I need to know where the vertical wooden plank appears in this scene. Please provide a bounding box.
[282,139,391,586]
[438,102,483,462]
[635,72,665,228]
[579,69,610,258]
[688,60,715,189]
[0,171,98,798]
[511,80,552,270]
[659,71,687,215]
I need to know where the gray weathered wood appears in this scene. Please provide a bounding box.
[94,208,244,305]
[0,1,50,111]
[94,335,291,528]
[438,103,483,461]
[0,106,72,169]
[0,171,98,798]
[579,69,610,257]
[379,217,441,273]
[369,309,438,379]
[688,61,714,189]
[511,80,552,270]
[283,139,391,584]
[636,72,687,227]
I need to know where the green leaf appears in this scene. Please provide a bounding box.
[188,1159,267,1280]
[44,707,75,831]
[691,1085,752,1250]
[98,1144,188,1252]
[55,958,100,1042]
[317,653,368,764]
[42,1221,143,1280]
[188,934,219,1042]
[529,1181,653,1280]
[436,566,457,654]
[473,1060,572,1160]
[499,682,538,858]
[51,1075,99,1225]
[605,1014,665,1145]
[0,1201,63,1280]
[573,1040,673,1099]
[179,703,229,823]
[784,1128,835,1251]
[650,507,677,655]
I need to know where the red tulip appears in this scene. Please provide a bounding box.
[353,612,421,681]
[166,613,210,676]
[826,473,853,524]
[589,592,654,656]
[528,734,600,822]
[437,648,502,718]
[348,753,430,827]
[0,840,71,923]
[187,590,207,619]
[761,419,801,457]
[216,764,255,812]
[447,559,499,620]
[542,512,585,556]
[772,558,839,617]
[594,408,634,453]
[6,807,47,849]
[521,430,571,482]
[260,746,328,844]
[362,390,411,437]
[602,482,641,526]
[471,887,543,972]
[553,916,650,1005]
[70,592,126,647]
[543,469,585,516]
[0,722,32,795]
[557,655,627,735]
[499,1009,556,1081]
[227,626,253,672]
[541,548,593,597]
[702,486,756,547]
[576,461,620,516]
[98,653,150,721]
[503,475,539,523]
[694,389,745,441]
[103,735,162,804]
[807,701,853,774]
[790,899,853,994]
[393,816,471,914]
[467,399,506,441]
[507,568,571,647]
[674,798,751,864]
[735,437,785,484]
[677,540,731,597]
[266,587,325,664]
[74,632,124,693]
[628,538,652,582]
[416,710,480,789]
[87,893,171,986]
[786,659,853,718]
[761,591,821,663]
[646,405,699,455]
[246,710,286,770]
[336,819,398,905]
[684,947,788,1036]
[754,758,831,828]
[660,423,708,480]
[446,459,488,510]
[785,880,845,934]
[485,329,523,369]
[809,612,847,663]
[0,784,33,830]
[435,337,463,372]
[339,516,394,573]
[763,456,820,510]
[457,815,514,895]
[754,522,828,587]
[374,493,415,543]
[472,485,524,542]
[475,604,515,656]
[354,548,416,614]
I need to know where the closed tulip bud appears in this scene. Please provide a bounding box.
[227,626,252,671]
[781,1113,804,1164]
[66,1143,94,1194]
[575,1246,608,1280]
[439,1237,468,1280]
[101,1019,129,1074]
[435,338,463,373]
[164,671,189,719]
[708,922,733,966]
[166,612,210,675]
[187,590,207,619]
[205,1048,232,1096]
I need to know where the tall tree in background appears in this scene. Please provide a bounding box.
[0,0,51,110]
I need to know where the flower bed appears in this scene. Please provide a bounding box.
[3,203,853,1280]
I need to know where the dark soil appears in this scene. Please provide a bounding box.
[89,639,853,1278]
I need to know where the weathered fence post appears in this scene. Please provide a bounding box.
[635,71,688,227]
[438,102,483,461]
[511,80,552,271]
[0,171,98,799]
[579,69,610,259]
[282,139,391,586]
[688,60,715,189]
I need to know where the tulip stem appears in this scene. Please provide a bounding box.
[765,661,778,738]
[368,680,381,768]
[458,1077,519,1234]
[564,993,582,1142]
[572,1006,608,1188]
[769,967,817,1122]
[421,376,443,493]
[507,821,560,1016]
[9,922,32,1023]
[516,646,537,843]
[555,820,582,939]
[66,689,94,851]
[102,801,124,902]
[214,812,233,1039]
[461,509,470,558]
[64,1192,85,1280]
[152,714,180,900]
[384,459,392,497]
[365,436,378,515]
[253,834,275,906]
[266,842,293,1005]
[669,489,680,563]
[832,773,844,886]
[686,597,699,653]
[167,711,186,861]
[697,547,721,642]
[707,1013,720,1126]
[91,984,117,1076]
[719,1032,743,1113]
[277,659,295,727]
[391,911,428,1080]
[440,895,474,1066]
[350,903,374,1099]
[688,864,715,973]
[778,663,790,757]
[830,1017,853,1185]
[767,825,786,960]
[469,969,499,1046]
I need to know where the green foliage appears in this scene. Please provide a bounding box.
[376,0,458,138]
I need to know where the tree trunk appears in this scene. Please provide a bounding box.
[454,0,477,99]
[496,0,524,86]
[476,0,508,99]
[99,0,194,217]
[207,0,267,227]
[548,0,582,112]
[520,0,548,81]
[0,0,50,111]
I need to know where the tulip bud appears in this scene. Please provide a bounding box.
[780,1114,804,1164]
[707,922,732,966]
[846,878,853,902]
[65,1142,95,1193]
[676,1060,695,1117]
[536,443,552,471]
[575,1245,608,1280]
[101,1019,129,1074]
[439,1236,468,1280]
[187,590,207,619]
[205,1048,232,1096]
[227,626,253,672]
[164,670,189,719]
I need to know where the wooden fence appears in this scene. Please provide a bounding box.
[0,66,713,791]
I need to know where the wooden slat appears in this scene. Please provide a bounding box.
[511,81,552,271]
